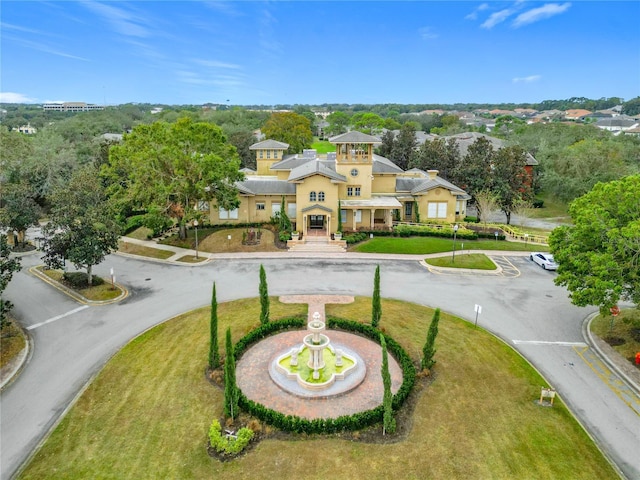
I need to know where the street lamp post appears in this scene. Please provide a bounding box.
[193,220,199,259]
[452,224,459,263]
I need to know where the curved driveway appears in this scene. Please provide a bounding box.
[2,252,639,479]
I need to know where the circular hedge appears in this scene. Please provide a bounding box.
[233,316,416,434]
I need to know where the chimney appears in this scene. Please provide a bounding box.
[427,169,439,180]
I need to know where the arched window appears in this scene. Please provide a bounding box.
[318,191,325,202]
[309,191,316,202]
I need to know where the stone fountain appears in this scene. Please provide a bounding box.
[271,312,365,395]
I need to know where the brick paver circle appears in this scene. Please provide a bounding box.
[237,330,403,419]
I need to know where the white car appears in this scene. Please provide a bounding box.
[530,252,558,270]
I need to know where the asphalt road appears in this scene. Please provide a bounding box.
[2,252,639,479]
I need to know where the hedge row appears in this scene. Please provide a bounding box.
[233,316,306,360]
[395,224,478,240]
[233,316,416,434]
[326,317,416,410]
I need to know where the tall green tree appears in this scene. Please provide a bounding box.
[209,282,220,369]
[0,182,41,247]
[550,175,640,313]
[261,112,313,154]
[223,328,239,420]
[325,111,350,136]
[0,235,21,330]
[259,264,270,324]
[105,118,243,237]
[492,145,533,224]
[377,130,395,158]
[352,112,384,135]
[372,265,381,328]
[457,136,495,199]
[41,164,120,286]
[390,123,417,170]
[421,308,441,370]
[380,334,396,435]
[410,137,461,182]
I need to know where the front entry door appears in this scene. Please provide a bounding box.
[309,215,324,229]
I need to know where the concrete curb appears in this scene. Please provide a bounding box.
[582,312,640,396]
[28,266,129,306]
[0,321,32,391]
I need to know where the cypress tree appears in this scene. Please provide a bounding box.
[208,282,220,369]
[422,308,440,370]
[372,265,381,328]
[224,327,239,420]
[381,334,396,435]
[337,200,343,233]
[259,264,269,324]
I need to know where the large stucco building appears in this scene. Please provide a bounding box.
[207,131,469,238]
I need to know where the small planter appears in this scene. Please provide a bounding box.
[333,232,342,241]
[291,232,299,241]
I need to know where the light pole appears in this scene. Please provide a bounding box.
[193,219,199,259]
[452,224,459,263]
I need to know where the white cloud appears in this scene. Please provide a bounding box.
[418,27,438,40]
[193,59,242,70]
[0,92,38,103]
[465,3,489,20]
[512,3,571,28]
[481,7,517,29]
[513,75,542,83]
[81,1,150,38]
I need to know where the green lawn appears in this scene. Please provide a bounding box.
[311,138,336,154]
[352,236,550,254]
[118,241,175,259]
[426,253,497,270]
[590,308,640,366]
[20,297,616,479]
[528,192,570,220]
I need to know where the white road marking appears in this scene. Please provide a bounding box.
[512,340,588,347]
[26,305,90,330]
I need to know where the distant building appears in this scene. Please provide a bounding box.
[13,123,37,134]
[42,102,103,112]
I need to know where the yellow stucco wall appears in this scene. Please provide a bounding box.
[294,175,339,231]
[416,188,458,223]
[335,162,373,199]
[371,175,396,194]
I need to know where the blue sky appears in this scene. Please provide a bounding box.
[1,1,639,106]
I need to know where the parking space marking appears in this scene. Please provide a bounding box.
[574,345,640,417]
[491,256,520,277]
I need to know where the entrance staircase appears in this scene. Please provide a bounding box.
[287,232,346,253]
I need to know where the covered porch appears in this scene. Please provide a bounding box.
[340,196,402,232]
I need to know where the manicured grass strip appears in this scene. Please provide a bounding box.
[0,318,26,369]
[176,255,207,263]
[118,241,175,259]
[426,253,497,270]
[591,309,640,364]
[311,139,335,154]
[37,268,122,301]
[125,226,154,240]
[353,236,550,254]
[162,228,281,253]
[21,298,616,479]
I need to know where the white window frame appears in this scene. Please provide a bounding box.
[427,202,447,219]
[287,202,296,218]
[219,207,238,219]
[272,202,281,215]
[355,209,362,223]
[318,191,325,202]
[256,202,265,211]
[309,191,317,202]
[340,209,347,223]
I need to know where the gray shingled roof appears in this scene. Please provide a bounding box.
[329,131,381,144]
[395,176,468,197]
[236,177,296,195]
[288,160,347,183]
[372,154,404,174]
[249,139,290,150]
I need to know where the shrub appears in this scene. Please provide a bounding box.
[394,224,478,240]
[208,419,254,455]
[62,272,105,288]
[464,216,479,223]
[233,316,416,433]
[532,199,544,208]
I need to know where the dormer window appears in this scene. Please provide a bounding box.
[310,191,317,201]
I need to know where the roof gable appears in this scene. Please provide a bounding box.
[288,160,346,183]
[329,131,381,144]
[250,139,290,150]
